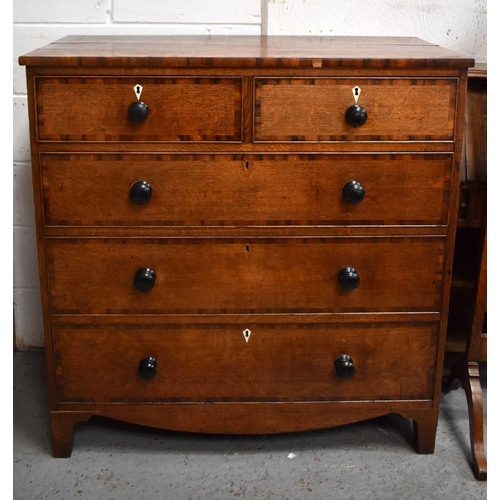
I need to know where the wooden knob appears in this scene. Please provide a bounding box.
[342,180,365,205]
[334,354,355,379]
[128,101,149,124]
[130,181,152,205]
[338,267,360,291]
[345,105,368,128]
[138,356,158,381]
[134,268,156,292]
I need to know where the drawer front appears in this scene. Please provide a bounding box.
[54,322,438,402]
[254,78,457,142]
[35,77,242,142]
[41,153,451,226]
[46,237,444,314]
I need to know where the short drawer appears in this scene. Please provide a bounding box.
[46,237,445,314]
[35,77,242,142]
[41,153,451,226]
[54,322,438,403]
[254,78,457,142]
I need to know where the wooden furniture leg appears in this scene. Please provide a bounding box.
[443,358,487,480]
[465,362,487,480]
[445,224,487,480]
[50,411,96,458]
[411,409,439,454]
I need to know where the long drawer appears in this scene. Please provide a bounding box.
[54,322,438,402]
[46,237,445,314]
[254,78,457,142]
[41,153,451,226]
[35,77,242,142]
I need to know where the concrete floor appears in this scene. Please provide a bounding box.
[14,352,487,500]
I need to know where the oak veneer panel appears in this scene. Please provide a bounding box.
[255,78,456,142]
[36,77,242,142]
[54,322,438,403]
[46,237,445,314]
[41,153,451,226]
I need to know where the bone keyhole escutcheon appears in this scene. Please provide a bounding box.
[352,85,361,103]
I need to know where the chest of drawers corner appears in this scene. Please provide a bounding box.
[19,35,473,457]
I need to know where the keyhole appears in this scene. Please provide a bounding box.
[354,87,359,96]
[245,160,250,170]
[243,328,252,343]
[136,86,141,94]
[245,245,250,252]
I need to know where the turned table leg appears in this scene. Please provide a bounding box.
[50,411,96,458]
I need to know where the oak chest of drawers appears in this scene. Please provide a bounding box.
[19,36,473,457]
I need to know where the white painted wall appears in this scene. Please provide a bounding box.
[13,0,486,348]
[266,0,486,62]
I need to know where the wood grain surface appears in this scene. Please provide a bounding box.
[464,77,487,181]
[255,78,457,141]
[46,237,445,315]
[54,322,438,403]
[18,35,472,456]
[41,153,452,226]
[19,36,474,69]
[36,77,242,142]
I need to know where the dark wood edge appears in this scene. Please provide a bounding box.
[44,232,448,239]
[27,66,468,79]
[19,56,475,69]
[26,69,59,410]
[43,226,448,237]
[431,68,469,407]
[34,141,456,153]
[49,314,441,324]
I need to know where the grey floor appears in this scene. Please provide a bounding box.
[14,352,487,500]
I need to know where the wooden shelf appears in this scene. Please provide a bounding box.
[458,219,483,229]
[451,277,476,289]
[446,330,468,352]
[468,63,487,79]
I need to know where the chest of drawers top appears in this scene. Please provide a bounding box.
[19,35,473,69]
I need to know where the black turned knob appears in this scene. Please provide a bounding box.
[128,101,149,124]
[138,356,158,381]
[338,267,360,291]
[342,180,365,205]
[334,354,355,379]
[130,181,152,205]
[345,104,368,128]
[134,268,156,292]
